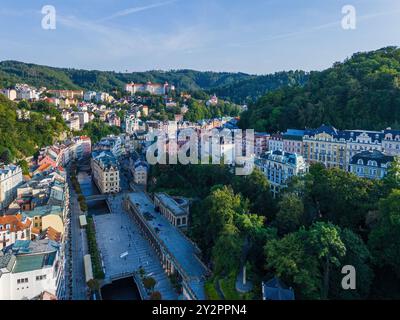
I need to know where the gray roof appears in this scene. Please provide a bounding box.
[350,150,394,166]
[262,277,295,300]
[155,193,187,217]
[128,192,207,299]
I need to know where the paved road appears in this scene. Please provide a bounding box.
[70,185,88,300]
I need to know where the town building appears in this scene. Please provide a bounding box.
[91,151,120,194]
[15,84,39,101]
[0,165,23,211]
[344,130,384,167]
[83,91,96,102]
[125,82,173,95]
[302,125,347,169]
[255,150,308,197]
[95,92,113,103]
[262,277,295,300]
[130,159,148,186]
[93,135,125,158]
[254,132,270,156]
[154,193,189,228]
[0,214,32,250]
[283,129,304,155]
[383,129,400,156]
[46,90,83,99]
[66,117,80,131]
[74,111,89,129]
[0,239,64,300]
[0,89,17,101]
[268,133,284,152]
[206,94,218,106]
[349,150,394,179]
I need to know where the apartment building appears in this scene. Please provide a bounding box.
[303,125,347,169]
[268,133,284,152]
[0,239,64,300]
[254,132,270,156]
[91,151,120,194]
[0,165,23,211]
[349,150,394,179]
[0,214,32,250]
[283,129,304,155]
[255,150,308,197]
[0,89,17,101]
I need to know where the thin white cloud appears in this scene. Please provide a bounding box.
[226,9,400,49]
[97,0,178,22]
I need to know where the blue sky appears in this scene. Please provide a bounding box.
[1,0,400,74]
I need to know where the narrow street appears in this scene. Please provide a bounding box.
[69,184,89,300]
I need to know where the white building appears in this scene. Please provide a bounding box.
[66,117,80,131]
[95,92,112,103]
[0,240,63,300]
[125,115,146,134]
[0,89,17,101]
[383,129,400,156]
[125,82,172,95]
[91,151,120,194]
[130,160,148,186]
[83,91,97,102]
[255,150,308,198]
[15,84,39,101]
[268,134,284,152]
[0,165,23,211]
[74,111,89,129]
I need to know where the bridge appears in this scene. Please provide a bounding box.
[86,194,110,202]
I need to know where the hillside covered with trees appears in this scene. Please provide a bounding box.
[0,60,306,102]
[148,160,400,300]
[0,94,67,162]
[239,47,400,132]
[212,70,308,104]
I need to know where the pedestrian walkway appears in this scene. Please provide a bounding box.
[93,194,177,300]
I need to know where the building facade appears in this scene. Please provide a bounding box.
[303,125,347,169]
[154,193,189,228]
[255,150,308,197]
[0,240,63,300]
[0,214,32,250]
[349,150,394,179]
[0,165,23,211]
[91,151,120,194]
[268,133,284,152]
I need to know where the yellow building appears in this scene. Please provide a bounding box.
[303,125,347,169]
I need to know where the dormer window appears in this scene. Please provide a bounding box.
[357,159,364,165]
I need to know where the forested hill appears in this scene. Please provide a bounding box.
[0,60,305,102]
[0,94,66,162]
[239,46,400,132]
[212,70,308,104]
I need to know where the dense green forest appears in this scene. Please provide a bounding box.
[0,94,66,162]
[0,60,305,102]
[212,71,308,104]
[148,160,400,300]
[239,47,400,132]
